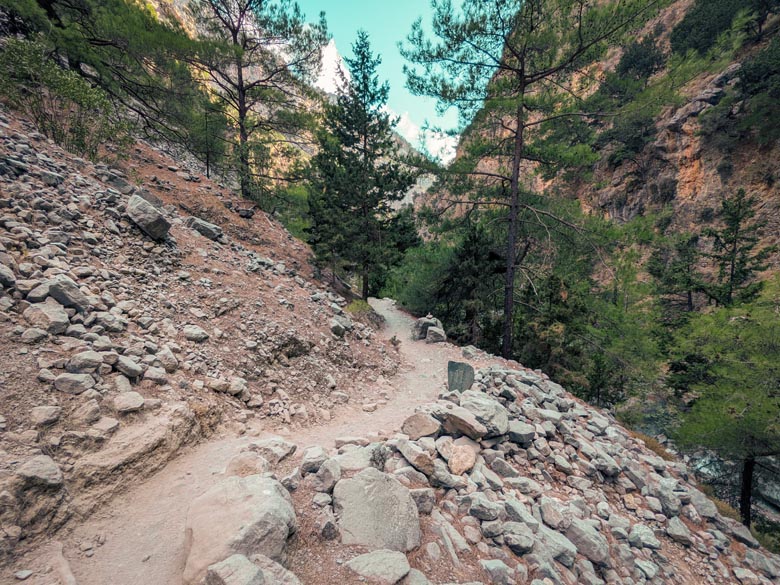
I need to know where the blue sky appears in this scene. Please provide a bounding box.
[295,0,462,159]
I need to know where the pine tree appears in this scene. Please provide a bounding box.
[192,0,327,203]
[673,281,780,527]
[307,31,416,299]
[401,0,659,358]
[648,234,703,318]
[703,188,774,306]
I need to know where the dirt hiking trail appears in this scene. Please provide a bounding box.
[8,298,509,585]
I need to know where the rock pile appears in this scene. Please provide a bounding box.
[271,365,780,585]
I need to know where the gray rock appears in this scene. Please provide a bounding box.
[16,455,63,488]
[31,405,61,426]
[20,327,48,344]
[468,493,503,521]
[249,554,302,585]
[204,554,264,585]
[401,569,429,585]
[54,373,95,395]
[48,274,90,313]
[311,458,341,493]
[507,420,536,446]
[428,402,488,440]
[345,550,410,585]
[115,355,144,378]
[460,390,509,437]
[503,522,535,554]
[0,263,15,288]
[157,345,179,373]
[67,350,103,373]
[400,413,440,440]
[144,366,168,385]
[114,391,144,413]
[186,216,223,241]
[23,298,69,334]
[183,475,297,585]
[396,439,435,476]
[184,324,209,342]
[535,525,578,567]
[688,489,718,519]
[566,519,610,566]
[126,194,170,240]
[666,516,693,546]
[333,467,421,552]
[249,437,297,465]
[425,326,447,344]
[411,316,443,340]
[410,488,436,515]
[628,523,661,550]
[448,361,474,392]
[301,446,328,474]
[479,560,513,585]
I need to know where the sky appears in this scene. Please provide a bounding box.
[294,0,462,161]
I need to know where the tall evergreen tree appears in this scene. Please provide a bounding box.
[401,0,659,358]
[307,31,416,299]
[703,188,774,306]
[648,234,703,317]
[191,0,327,203]
[673,282,780,527]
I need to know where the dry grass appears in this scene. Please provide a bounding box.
[698,484,742,522]
[629,430,677,461]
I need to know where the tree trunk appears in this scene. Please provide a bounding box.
[235,50,251,200]
[501,96,526,359]
[740,455,756,528]
[362,266,369,300]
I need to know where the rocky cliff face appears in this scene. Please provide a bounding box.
[0,105,398,560]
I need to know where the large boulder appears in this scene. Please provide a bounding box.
[126,194,171,241]
[183,475,297,585]
[332,467,421,552]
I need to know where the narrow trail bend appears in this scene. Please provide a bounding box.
[12,298,506,585]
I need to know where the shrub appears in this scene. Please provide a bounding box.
[0,38,127,159]
[629,430,676,461]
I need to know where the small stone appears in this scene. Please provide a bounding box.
[184,325,209,342]
[14,570,33,581]
[31,406,61,426]
[20,328,47,344]
[114,392,144,413]
[311,458,341,493]
[115,356,143,378]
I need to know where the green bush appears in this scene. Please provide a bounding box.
[0,38,127,159]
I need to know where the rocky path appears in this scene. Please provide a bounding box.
[8,298,477,585]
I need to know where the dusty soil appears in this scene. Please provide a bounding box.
[2,298,514,585]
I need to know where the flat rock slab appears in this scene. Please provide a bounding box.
[345,550,410,585]
[333,467,421,552]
